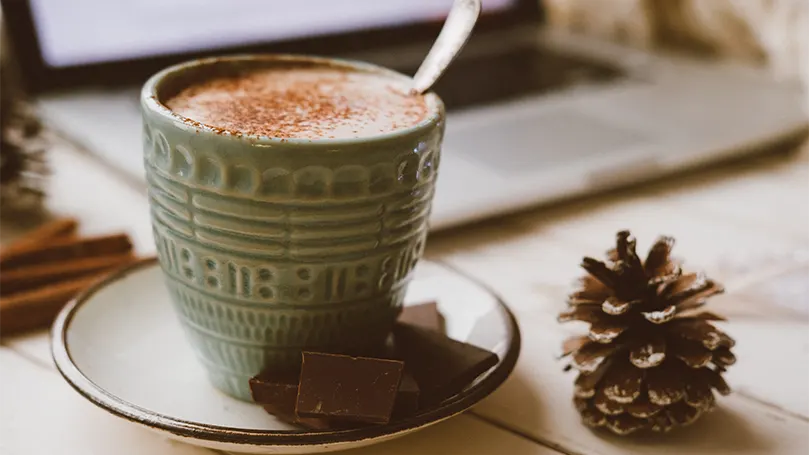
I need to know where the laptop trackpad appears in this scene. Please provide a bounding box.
[444,108,651,175]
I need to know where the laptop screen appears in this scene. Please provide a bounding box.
[29,0,517,69]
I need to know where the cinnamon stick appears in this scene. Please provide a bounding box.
[0,233,132,269]
[0,218,78,265]
[0,274,102,336]
[0,253,135,295]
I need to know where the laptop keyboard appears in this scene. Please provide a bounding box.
[124,43,626,113]
[395,43,627,111]
[445,108,650,175]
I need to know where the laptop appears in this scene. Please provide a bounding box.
[3,0,807,231]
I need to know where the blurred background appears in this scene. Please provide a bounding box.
[0,0,807,234]
[547,0,808,83]
[3,1,808,97]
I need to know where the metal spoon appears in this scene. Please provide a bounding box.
[411,0,482,95]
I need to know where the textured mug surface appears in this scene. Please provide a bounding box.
[141,55,445,401]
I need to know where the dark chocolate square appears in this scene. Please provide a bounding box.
[249,369,333,430]
[296,352,404,424]
[392,371,421,418]
[249,370,299,408]
[393,322,498,406]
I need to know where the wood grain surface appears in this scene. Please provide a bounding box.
[1,134,807,454]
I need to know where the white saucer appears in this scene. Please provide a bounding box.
[51,258,520,454]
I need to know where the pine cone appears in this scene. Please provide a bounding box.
[559,231,735,435]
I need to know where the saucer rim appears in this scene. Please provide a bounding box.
[51,257,521,448]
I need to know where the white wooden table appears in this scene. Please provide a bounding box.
[1,134,808,454]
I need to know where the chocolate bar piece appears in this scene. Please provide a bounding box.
[393,323,498,406]
[398,301,445,333]
[392,371,420,418]
[296,352,404,424]
[249,370,331,430]
[249,370,299,407]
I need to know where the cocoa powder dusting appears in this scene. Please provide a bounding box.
[165,68,428,139]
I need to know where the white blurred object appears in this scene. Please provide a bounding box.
[607,0,656,48]
[543,0,809,113]
[696,0,802,107]
[713,0,809,113]
[796,1,809,110]
[541,0,574,27]
[543,0,655,48]
[729,0,807,80]
[677,0,764,60]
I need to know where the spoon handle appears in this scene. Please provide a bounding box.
[411,0,482,95]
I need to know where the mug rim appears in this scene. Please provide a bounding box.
[141,54,445,146]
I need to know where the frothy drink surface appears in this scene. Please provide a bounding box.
[165,67,429,139]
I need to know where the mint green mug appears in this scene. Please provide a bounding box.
[141,55,444,400]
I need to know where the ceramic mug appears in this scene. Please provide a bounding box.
[141,55,445,400]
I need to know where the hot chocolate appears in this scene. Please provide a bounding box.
[164,66,428,139]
